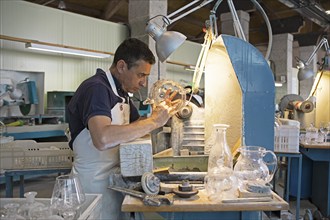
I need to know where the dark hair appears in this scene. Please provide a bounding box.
[112,38,155,69]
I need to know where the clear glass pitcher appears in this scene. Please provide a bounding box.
[233,146,277,186]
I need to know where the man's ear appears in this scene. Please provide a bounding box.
[116,60,126,73]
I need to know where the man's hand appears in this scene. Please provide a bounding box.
[151,89,183,126]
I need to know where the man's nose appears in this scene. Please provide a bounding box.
[140,77,147,87]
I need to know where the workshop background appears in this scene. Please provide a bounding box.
[1,0,330,220]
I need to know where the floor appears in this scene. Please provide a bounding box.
[0,172,327,220]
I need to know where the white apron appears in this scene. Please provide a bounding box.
[72,72,130,220]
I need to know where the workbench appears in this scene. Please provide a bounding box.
[2,168,71,198]
[299,142,330,218]
[6,123,68,140]
[122,189,288,220]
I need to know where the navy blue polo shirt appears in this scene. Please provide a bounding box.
[67,68,140,148]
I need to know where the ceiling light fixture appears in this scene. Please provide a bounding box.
[25,42,111,58]
[58,0,66,9]
[296,37,329,81]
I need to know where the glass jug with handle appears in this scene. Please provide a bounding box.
[233,146,277,187]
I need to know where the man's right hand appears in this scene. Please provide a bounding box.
[151,96,182,127]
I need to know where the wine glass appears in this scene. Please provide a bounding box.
[50,174,86,220]
[319,122,330,143]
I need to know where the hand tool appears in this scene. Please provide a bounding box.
[109,186,173,207]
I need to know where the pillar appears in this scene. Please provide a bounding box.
[220,10,250,41]
[270,33,295,104]
[128,0,167,99]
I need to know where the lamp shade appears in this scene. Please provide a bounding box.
[146,22,186,62]
[298,67,314,81]
[297,59,314,81]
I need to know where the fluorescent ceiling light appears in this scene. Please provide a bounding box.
[25,42,111,58]
[275,82,283,87]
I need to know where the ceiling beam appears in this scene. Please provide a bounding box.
[277,0,330,27]
[44,1,102,18]
[270,15,305,35]
[294,32,328,46]
[102,0,127,21]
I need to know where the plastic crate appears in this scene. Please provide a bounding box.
[0,194,102,220]
[274,119,300,153]
[0,140,73,170]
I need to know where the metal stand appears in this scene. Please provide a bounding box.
[3,168,71,198]
[274,152,302,220]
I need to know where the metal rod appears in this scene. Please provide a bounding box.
[169,0,214,24]
[227,0,246,41]
[305,38,329,66]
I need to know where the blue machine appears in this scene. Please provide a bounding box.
[209,34,276,151]
[0,79,39,116]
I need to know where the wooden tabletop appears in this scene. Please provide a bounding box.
[122,190,288,213]
[300,142,330,149]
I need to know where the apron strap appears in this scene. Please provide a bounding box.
[106,71,125,103]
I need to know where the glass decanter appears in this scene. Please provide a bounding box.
[204,124,237,201]
[207,124,233,172]
[17,191,45,219]
[305,123,318,144]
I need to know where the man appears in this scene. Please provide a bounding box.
[67,38,178,219]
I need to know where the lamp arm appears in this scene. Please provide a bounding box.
[306,69,324,102]
[211,0,223,13]
[192,29,213,92]
[209,0,224,38]
[167,0,202,19]
[168,0,214,24]
[227,0,246,41]
[305,38,329,66]
[251,0,273,61]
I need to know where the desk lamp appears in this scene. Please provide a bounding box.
[146,0,273,92]
[296,37,329,81]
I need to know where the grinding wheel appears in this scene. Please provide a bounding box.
[141,172,160,195]
[279,94,303,113]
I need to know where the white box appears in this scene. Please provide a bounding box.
[0,140,73,170]
[119,138,153,177]
[274,123,300,153]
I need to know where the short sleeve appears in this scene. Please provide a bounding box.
[81,85,116,126]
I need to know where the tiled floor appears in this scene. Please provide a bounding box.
[0,173,327,220]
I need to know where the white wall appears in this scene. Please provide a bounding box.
[0,0,128,115]
[0,1,202,109]
[167,41,203,87]
[0,1,128,94]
